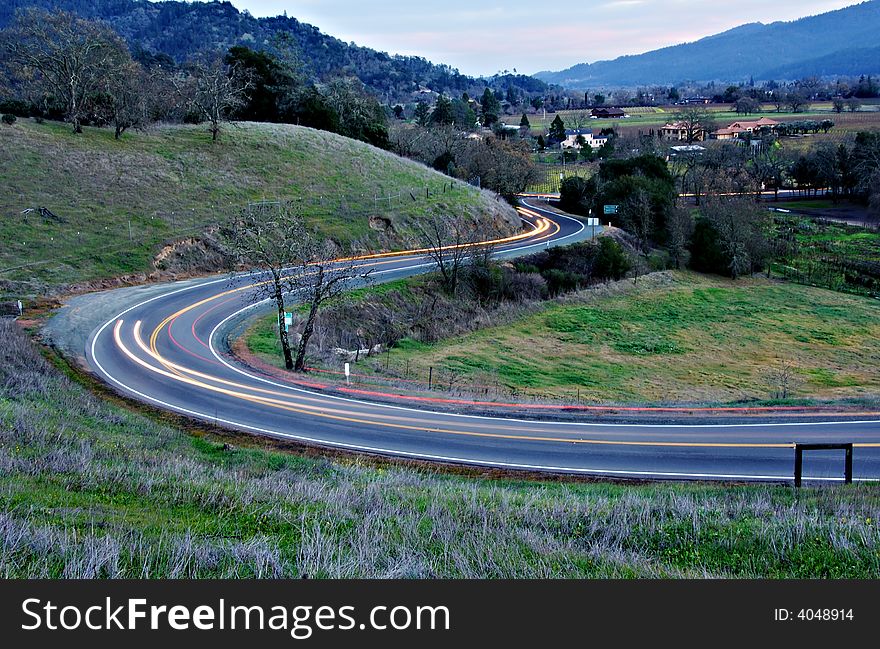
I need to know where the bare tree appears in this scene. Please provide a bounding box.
[734,97,760,115]
[832,97,845,114]
[222,202,371,371]
[673,105,712,143]
[846,97,862,113]
[418,215,481,295]
[667,204,694,269]
[620,188,654,265]
[178,58,251,142]
[104,60,151,139]
[763,360,801,400]
[2,8,132,133]
[786,90,809,113]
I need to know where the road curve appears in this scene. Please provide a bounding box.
[77,199,880,483]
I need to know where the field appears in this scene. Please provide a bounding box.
[0,119,514,293]
[518,102,880,137]
[354,272,880,406]
[2,319,879,578]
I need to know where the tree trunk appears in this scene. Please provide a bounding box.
[275,284,293,370]
[294,299,320,373]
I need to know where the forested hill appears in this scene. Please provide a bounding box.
[0,0,547,101]
[536,0,880,88]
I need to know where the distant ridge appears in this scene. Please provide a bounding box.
[535,1,880,88]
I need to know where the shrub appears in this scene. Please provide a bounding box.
[593,237,630,280]
[1,114,16,126]
[688,216,727,275]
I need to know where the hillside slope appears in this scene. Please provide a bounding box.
[536,0,880,87]
[0,120,517,294]
[0,0,547,101]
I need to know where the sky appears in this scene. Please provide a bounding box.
[188,0,861,77]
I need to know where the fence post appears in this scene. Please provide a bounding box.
[428,366,433,390]
[794,445,803,488]
[845,444,853,484]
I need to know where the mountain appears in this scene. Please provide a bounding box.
[0,0,548,102]
[536,1,880,88]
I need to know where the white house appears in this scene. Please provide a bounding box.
[561,128,609,149]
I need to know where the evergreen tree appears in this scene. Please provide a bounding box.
[549,114,566,143]
[481,87,500,127]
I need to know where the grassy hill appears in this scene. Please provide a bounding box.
[332,272,880,406]
[0,119,517,295]
[2,319,878,578]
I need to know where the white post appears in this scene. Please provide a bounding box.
[344,362,351,385]
[17,300,23,316]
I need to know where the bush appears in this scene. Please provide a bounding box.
[558,176,596,216]
[593,237,630,280]
[688,216,727,275]
[1,114,16,126]
[0,99,33,117]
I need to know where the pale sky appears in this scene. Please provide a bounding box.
[183,0,861,76]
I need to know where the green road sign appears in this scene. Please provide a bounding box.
[603,204,619,215]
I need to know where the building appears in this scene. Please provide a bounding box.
[591,107,627,119]
[710,117,780,140]
[561,128,609,149]
[659,121,705,141]
[679,96,711,105]
[711,126,749,140]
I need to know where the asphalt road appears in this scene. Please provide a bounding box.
[72,199,880,483]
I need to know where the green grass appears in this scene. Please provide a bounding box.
[379,272,880,405]
[2,320,879,578]
[0,119,513,292]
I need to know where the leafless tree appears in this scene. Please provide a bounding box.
[763,360,801,400]
[418,215,481,295]
[846,97,862,113]
[103,60,151,139]
[786,90,809,113]
[734,97,760,115]
[2,8,132,133]
[621,188,654,266]
[673,105,712,143]
[667,204,694,269]
[832,98,845,114]
[177,57,251,142]
[222,202,372,371]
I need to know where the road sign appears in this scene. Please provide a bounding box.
[603,204,619,215]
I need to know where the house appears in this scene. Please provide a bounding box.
[561,128,609,149]
[710,126,749,140]
[679,96,711,105]
[659,121,705,141]
[591,107,627,119]
[710,117,780,140]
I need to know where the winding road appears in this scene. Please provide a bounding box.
[68,199,880,482]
